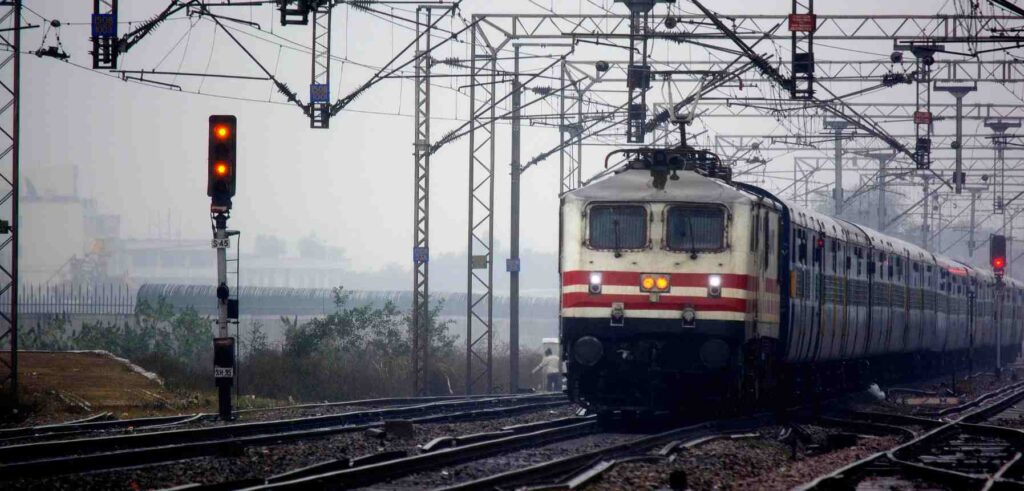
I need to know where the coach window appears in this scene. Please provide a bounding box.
[829,240,838,273]
[797,229,807,264]
[587,205,647,250]
[665,205,726,252]
[896,257,903,282]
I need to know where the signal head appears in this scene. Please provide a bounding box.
[991,234,1008,274]
[208,115,237,206]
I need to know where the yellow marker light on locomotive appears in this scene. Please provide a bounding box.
[640,274,670,293]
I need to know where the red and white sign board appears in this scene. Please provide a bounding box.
[788,13,816,32]
[914,111,932,125]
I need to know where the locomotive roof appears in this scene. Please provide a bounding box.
[566,168,753,204]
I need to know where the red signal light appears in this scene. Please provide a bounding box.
[993,257,1006,269]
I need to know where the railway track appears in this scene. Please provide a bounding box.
[433,416,770,491]
[801,380,1024,489]
[0,393,503,446]
[187,410,787,490]
[0,413,212,446]
[0,393,566,480]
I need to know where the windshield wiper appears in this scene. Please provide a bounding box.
[613,219,623,258]
[687,217,698,260]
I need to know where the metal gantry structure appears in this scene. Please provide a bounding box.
[9,1,1024,398]
[309,4,332,128]
[463,20,497,395]
[0,0,19,402]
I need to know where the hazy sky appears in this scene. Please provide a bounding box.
[22,0,1023,273]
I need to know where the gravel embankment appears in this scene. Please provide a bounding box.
[7,405,577,490]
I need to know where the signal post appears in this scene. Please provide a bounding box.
[991,234,1007,376]
[208,115,238,420]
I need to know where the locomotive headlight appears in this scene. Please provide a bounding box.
[588,272,602,295]
[573,336,604,367]
[708,275,722,298]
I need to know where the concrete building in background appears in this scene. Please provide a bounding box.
[20,165,120,284]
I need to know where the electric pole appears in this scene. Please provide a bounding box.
[935,83,976,194]
[509,44,522,393]
[824,119,850,216]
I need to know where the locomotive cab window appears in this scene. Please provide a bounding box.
[665,205,726,252]
[587,205,648,250]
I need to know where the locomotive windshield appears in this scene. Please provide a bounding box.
[666,205,726,251]
[588,205,647,250]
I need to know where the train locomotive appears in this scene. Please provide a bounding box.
[560,144,1024,413]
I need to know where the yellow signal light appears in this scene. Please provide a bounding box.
[214,125,230,139]
[214,162,229,176]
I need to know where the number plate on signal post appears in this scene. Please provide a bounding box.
[212,238,230,249]
[214,366,234,378]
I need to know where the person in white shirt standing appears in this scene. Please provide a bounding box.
[532,349,562,392]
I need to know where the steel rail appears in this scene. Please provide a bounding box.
[232,393,505,415]
[438,414,774,490]
[243,420,600,489]
[0,413,208,442]
[0,394,513,444]
[0,394,562,473]
[0,398,568,479]
[176,415,594,490]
